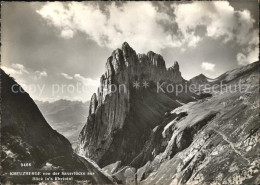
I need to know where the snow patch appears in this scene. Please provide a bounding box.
[171,101,196,114]
[5,150,16,158]
[162,119,177,138]
[46,162,53,167]
[153,126,159,132]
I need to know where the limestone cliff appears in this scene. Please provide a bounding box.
[76,42,196,167]
[103,61,260,185]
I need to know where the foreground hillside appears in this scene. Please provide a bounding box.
[103,61,260,184]
[0,69,112,184]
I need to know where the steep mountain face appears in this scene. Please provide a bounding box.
[0,69,112,184]
[103,61,260,184]
[77,42,199,168]
[35,100,89,148]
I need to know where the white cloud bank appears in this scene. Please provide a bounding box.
[37,1,258,56]
[59,72,99,87]
[2,63,29,75]
[173,2,256,45]
[1,64,99,102]
[37,2,181,53]
[1,64,48,80]
[74,73,99,87]
[201,62,215,71]
[173,1,258,65]
[35,70,48,78]
[59,72,73,80]
[37,1,258,65]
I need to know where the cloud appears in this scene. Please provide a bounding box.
[201,62,215,71]
[173,1,257,45]
[236,29,258,65]
[34,70,48,79]
[172,1,258,65]
[37,2,258,54]
[1,66,20,75]
[74,74,99,87]
[36,70,47,77]
[61,29,74,39]
[237,46,259,65]
[12,63,29,74]
[59,72,99,87]
[36,2,190,53]
[1,63,99,102]
[59,72,73,80]
[1,64,48,81]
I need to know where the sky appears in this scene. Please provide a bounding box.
[1,1,259,102]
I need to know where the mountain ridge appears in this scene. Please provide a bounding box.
[0,69,112,184]
[101,61,260,184]
[76,42,201,168]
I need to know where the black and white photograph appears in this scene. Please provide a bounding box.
[1,1,259,184]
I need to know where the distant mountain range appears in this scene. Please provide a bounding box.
[35,99,89,148]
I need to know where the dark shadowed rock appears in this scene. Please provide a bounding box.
[76,42,198,168]
[99,62,259,185]
[89,93,98,115]
[0,69,112,184]
[136,62,260,184]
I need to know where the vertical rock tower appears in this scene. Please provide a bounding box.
[77,42,191,167]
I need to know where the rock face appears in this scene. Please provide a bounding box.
[77,42,196,167]
[0,69,112,184]
[105,61,260,184]
[136,62,260,185]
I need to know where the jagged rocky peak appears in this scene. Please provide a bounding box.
[168,61,180,72]
[197,73,207,78]
[100,41,184,91]
[189,73,209,85]
[147,51,166,69]
[77,42,189,168]
[173,61,179,71]
[166,61,182,82]
[89,93,98,115]
[111,48,125,74]
[96,42,185,106]
[137,53,148,60]
[104,42,134,80]
[122,41,137,63]
[105,57,114,79]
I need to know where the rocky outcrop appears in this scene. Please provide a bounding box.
[189,73,209,85]
[77,42,196,168]
[0,69,112,184]
[108,61,260,185]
